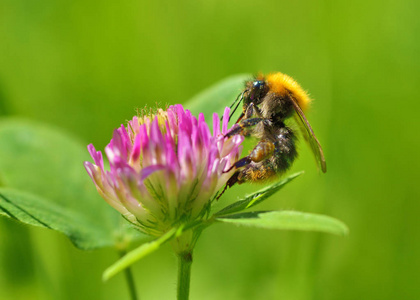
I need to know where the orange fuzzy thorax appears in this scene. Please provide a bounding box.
[266,72,311,111]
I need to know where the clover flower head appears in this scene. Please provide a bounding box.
[84,104,243,236]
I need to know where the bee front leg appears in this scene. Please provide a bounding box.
[246,102,264,118]
[236,102,263,122]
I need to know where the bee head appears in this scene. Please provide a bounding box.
[244,79,268,106]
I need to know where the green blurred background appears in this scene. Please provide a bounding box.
[1,0,419,299]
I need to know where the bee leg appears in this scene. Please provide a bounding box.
[241,102,261,119]
[248,139,276,162]
[225,117,264,138]
[224,139,275,173]
[224,157,252,172]
[226,102,267,137]
[246,102,263,118]
[216,171,241,200]
[218,138,275,197]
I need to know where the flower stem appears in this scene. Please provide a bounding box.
[119,250,139,300]
[177,251,193,300]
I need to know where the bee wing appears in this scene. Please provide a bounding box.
[291,100,327,173]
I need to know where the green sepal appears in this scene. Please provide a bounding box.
[214,171,303,217]
[216,210,349,236]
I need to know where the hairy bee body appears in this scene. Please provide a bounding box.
[223,72,326,189]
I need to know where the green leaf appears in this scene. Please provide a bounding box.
[0,188,114,249]
[103,227,178,281]
[0,118,143,249]
[186,74,251,121]
[216,210,349,236]
[214,172,303,216]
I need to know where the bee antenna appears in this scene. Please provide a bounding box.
[228,91,245,120]
[221,91,246,122]
[229,91,242,109]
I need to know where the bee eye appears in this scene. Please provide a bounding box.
[253,80,265,89]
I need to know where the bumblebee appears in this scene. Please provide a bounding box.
[223,72,326,188]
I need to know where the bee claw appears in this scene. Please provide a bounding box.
[216,185,228,200]
[216,171,241,200]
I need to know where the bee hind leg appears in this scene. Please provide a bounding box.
[216,171,242,200]
[224,157,252,173]
[218,139,275,197]
[224,139,275,173]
